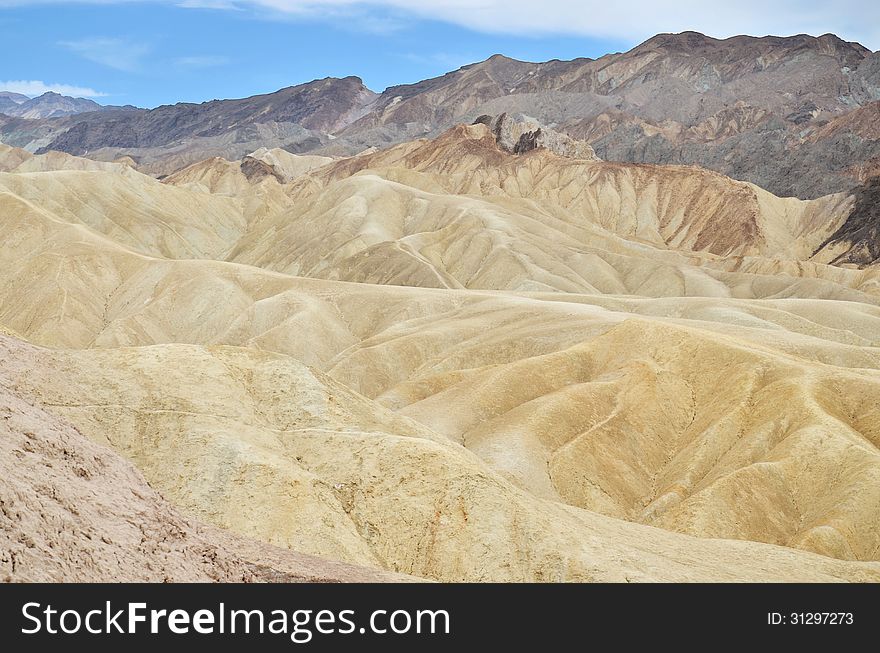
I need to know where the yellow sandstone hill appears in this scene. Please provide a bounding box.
[1,126,878,581]
[2,333,878,582]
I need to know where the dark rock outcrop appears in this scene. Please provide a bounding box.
[815,177,880,266]
[240,155,285,184]
[490,113,599,160]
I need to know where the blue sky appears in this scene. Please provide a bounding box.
[1,1,878,108]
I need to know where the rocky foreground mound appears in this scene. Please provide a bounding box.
[0,337,408,583]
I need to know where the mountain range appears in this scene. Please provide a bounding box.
[0,91,113,119]
[2,31,879,198]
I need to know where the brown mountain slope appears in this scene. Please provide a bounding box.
[810,101,880,143]
[354,32,868,133]
[38,76,375,155]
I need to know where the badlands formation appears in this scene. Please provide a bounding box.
[1,114,880,582]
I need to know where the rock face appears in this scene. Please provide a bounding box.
[240,155,285,184]
[853,52,880,103]
[482,113,599,160]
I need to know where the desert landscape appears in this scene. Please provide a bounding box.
[2,29,880,582]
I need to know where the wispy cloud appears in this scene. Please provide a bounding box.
[0,80,108,98]
[177,0,241,9]
[350,13,407,36]
[237,2,408,35]
[174,55,231,68]
[59,37,151,72]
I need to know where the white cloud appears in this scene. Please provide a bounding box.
[174,55,231,67]
[59,37,151,72]
[0,80,108,97]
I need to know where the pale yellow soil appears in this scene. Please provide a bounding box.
[1,128,878,581]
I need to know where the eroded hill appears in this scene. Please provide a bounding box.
[1,124,879,581]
